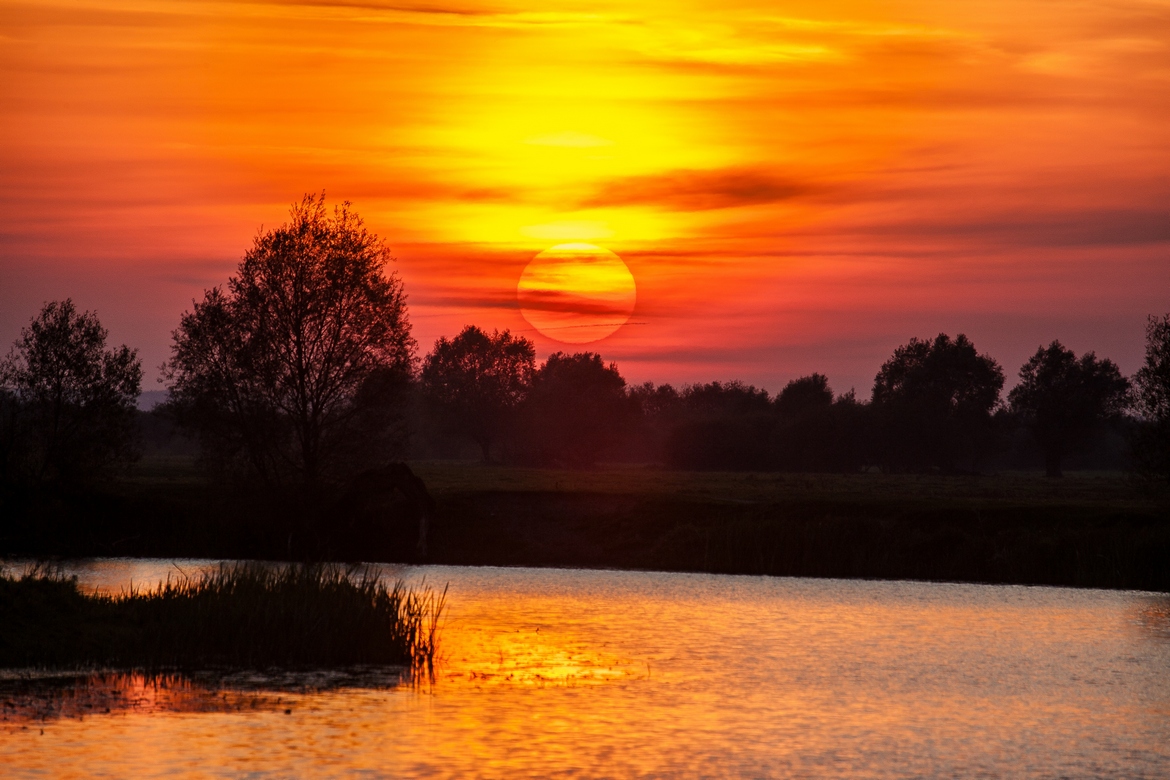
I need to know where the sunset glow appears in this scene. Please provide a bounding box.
[1,0,1167,390]
[517,244,637,343]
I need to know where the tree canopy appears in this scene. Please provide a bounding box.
[166,194,414,485]
[1136,314,1170,423]
[1008,341,1130,477]
[1130,314,1170,482]
[872,333,1004,472]
[0,300,142,486]
[680,381,772,416]
[775,374,833,418]
[420,325,535,461]
[522,352,631,467]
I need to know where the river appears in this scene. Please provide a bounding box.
[3,560,1169,778]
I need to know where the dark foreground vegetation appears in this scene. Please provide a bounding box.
[3,460,1167,592]
[418,464,1170,592]
[0,564,444,673]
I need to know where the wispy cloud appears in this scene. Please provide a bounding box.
[516,289,635,317]
[582,167,810,212]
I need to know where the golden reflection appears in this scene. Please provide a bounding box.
[3,567,1169,777]
[0,674,283,724]
[439,624,646,686]
[0,668,409,726]
[1136,597,1170,640]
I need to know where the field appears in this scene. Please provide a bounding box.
[413,461,1155,509]
[2,457,1168,591]
[412,462,1169,591]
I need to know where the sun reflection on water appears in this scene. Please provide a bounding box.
[2,563,1169,778]
[440,624,646,687]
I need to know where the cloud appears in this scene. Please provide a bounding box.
[516,289,634,317]
[410,291,519,311]
[582,167,811,212]
[261,0,498,17]
[854,207,1170,249]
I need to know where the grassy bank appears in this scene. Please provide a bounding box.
[414,463,1170,592]
[0,564,444,673]
[2,458,1168,591]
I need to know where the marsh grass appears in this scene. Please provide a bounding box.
[0,564,445,675]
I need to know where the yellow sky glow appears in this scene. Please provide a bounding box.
[1,0,1167,390]
[518,243,637,344]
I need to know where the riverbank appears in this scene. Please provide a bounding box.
[2,459,1168,591]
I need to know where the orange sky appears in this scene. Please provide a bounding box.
[1,0,1168,395]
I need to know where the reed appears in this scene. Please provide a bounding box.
[0,564,445,675]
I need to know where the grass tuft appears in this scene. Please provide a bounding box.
[0,563,445,675]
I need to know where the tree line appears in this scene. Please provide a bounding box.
[2,195,1168,491]
[417,328,1149,479]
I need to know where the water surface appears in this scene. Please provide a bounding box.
[3,560,1168,778]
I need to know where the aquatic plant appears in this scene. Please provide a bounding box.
[0,564,445,675]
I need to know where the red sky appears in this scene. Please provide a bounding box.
[2,0,1168,397]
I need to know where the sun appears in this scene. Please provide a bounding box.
[517,243,637,344]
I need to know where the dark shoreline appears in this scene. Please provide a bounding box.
[3,462,1168,593]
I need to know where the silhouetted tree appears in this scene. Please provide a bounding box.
[775,374,833,419]
[420,326,535,461]
[681,381,771,416]
[872,334,1004,473]
[623,381,682,462]
[0,300,142,486]
[821,389,871,473]
[521,352,631,467]
[629,381,682,419]
[773,378,869,473]
[667,381,774,470]
[1008,341,1130,478]
[1132,315,1170,483]
[165,194,414,485]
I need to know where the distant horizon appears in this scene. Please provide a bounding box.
[10,283,1165,406]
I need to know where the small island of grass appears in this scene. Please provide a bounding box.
[0,564,444,676]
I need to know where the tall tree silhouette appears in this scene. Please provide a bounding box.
[1008,341,1130,478]
[522,352,631,467]
[872,334,1003,473]
[1,300,142,486]
[1136,314,1170,421]
[1134,313,1170,481]
[421,326,535,461]
[166,194,414,485]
